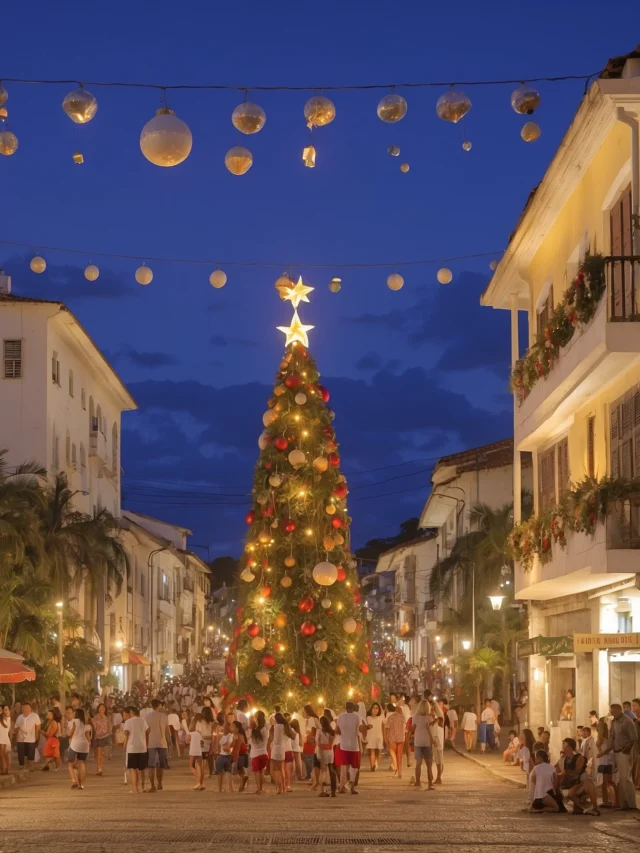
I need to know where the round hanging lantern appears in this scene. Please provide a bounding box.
[140,108,192,167]
[280,574,292,588]
[135,264,153,285]
[387,145,400,157]
[399,162,410,173]
[84,264,99,281]
[263,409,278,428]
[511,84,541,116]
[225,146,253,175]
[0,130,18,156]
[436,89,472,123]
[288,449,306,469]
[30,255,46,274]
[343,617,357,634]
[313,457,328,473]
[0,85,7,108]
[295,392,307,405]
[377,93,407,123]
[462,140,472,152]
[210,269,227,288]
[437,267,452,285]
[521,121,541,143]
[304,95,336,128]
[62,87,98,123]
[387,273,404,291]
[232,101,266,134]
[251,635,266,650]
[312,561,338,586]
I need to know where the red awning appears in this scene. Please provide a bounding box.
[0,659,36,684]
[120,651,151,666]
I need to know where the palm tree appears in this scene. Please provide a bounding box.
[479,608,527,722]
[461,646,507,711]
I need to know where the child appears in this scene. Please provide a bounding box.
[250,710,269,794]
[231,720,249,792]
[503,730,520,763]
[316,715,336,797]
[215,712,235,793]
[187,726,205,791]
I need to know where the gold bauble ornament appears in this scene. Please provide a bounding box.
[209,269,227,289]
[84,264,99,281]
[377,93,407,123]
[241,568,256,582]
[521,121,541,143]
[280,574,292,588]
[489,260,499,271]
[258,531,270,545]
[262,409,278,427]
[400,162,410,173]
[462,140,472,152]
[321,597,332,609]
[288,449,306,469]
[135,264,153,286]
[0,85,7,108]
[274,384,287,397]
[511,84,541,116]
[30,255,46,274]
[343,617,357,634]
[275,273,294,299]
[304,95,336,128]
[325,504,336,515]
[255,670,270,686]
[269,473,283,488]
[0,130,18,156]
[225,145,253,175]
[271,519,279,529]
[323,535,336,551]
[314,639,328,654]
[436,89,471,123]
[387,273,404,291]
[335,664,346,674]
[252,636,266,651]
[334,533,345,546]
[62,87,98,124]
[275,613,288,628]
[232,101,266,134]
[284,556,296,568]
[313,456,329,473]
[295,392,307,405]
[387,145,400,157]
[140,108,192,167]
[437,267,452,285]
[328,277,342,293]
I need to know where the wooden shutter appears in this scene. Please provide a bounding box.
[537,284,554,336]
[633,389,640,481]
[3,340,22,378]
[610,184,633,319]
[610,402,620,477]
[557,438,569,495]
[587,417,595,479]
[622,437,633,479]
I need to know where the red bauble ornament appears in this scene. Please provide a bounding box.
[353,589,361,604]
[317,384,330,403]
[262,505,274,517]
[245,510,255,525]
[331,517,343,529]
[336,566,347,582]
[262,654,276,668]
[259,585,272,598]
[359,662,369,674]
[233,625,242,639]
[328,453,340,467]
[323,425,334,440]
[284,375,301,390]
[273,436,288,452]
[247,623,260,638]
[298,673,311,687]
[246,558,257,569]
[332,483,348,500]
[298,597,314,613]
[264,461,272,470]
[236,605,243,620]
[300,621,317,636]
[275,373,283,380]
[284,519,296,534]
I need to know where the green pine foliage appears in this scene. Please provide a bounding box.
[225,342,371,708]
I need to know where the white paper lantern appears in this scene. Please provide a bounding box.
[30,255,46,274]
[210,269,227,288]
[225,146,253,175]
[343,617,357,634]
[84,264,99,281]
[295,392,307,406]
[436,89,471,123]
[232,101,266,134]
[251,636,266,650]
[258,430,270,450]
[135,264,153,286]
[140,108,192,167]
[62,87,98,124]
[262,409,278,428]
[304,95,336,128]
[312,561,338,587]
[321,596,332,609]
[521,121,541,143]
[288,449,306,469]
[387,273,404,291]
[377,93,407,123]
[437,267,452,285]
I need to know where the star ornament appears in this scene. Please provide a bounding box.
[277,310,315,348]
[283,276,314,309]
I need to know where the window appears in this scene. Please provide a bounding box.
[81,388,86,410]
[68,369,74,397]
[51,351,60,386]
[111,423,118,474]
[587,417,595,479]
[538,437,569,509]
[140,571,146,598]
[96,404,103,435]
[3,340,22,378]
[536,282,554,337]
[65,431,71,465]
[51,430,59,471]
[610,385,640,479]
[80,442,86,467]
[71,443,77,466]
[89,397,98,434]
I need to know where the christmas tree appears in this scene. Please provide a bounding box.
[225,279,371,708]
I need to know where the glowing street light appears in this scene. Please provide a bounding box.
[462,639,472,651]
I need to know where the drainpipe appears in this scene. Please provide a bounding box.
[617,108,640,254]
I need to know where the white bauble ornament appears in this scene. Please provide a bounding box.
[258,430,270,450]
[241,569,256,583]
[263,409,278,427]
[343,617,357,634]
[377,93,407,123]
[304,95,336,128]
[387,273,404,291]
[295,393,307,406]
[255,670,270,686]
[135,264,153,286]
[140,108,192,167]
[30,255,46,274]
[511,84,540,116]
[312,561,338,587]
[437,267,452,285]
[288,449,306,469]
[232,101,266,134]
[521,121,541,143]
[314,639,328,654]
[84,264,99,281]
[0,130,18,156]
[436,89,471,123]
[313,456,328,473]
[62,87,98,124]
[210,269,227,288]
[321,596,332,609]
[225,146,253,175]
[269,473,283,488]
[251,636,266,651]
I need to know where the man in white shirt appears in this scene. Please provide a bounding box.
[123,706,149,794]
[408,665,420,693]
[15,702,41,768]
[335,702,361,794]
[235,699,250,734]
[490,697,501,722]
[167,708,181,757]
[481,699,497,753]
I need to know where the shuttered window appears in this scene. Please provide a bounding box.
[587,417,595,478]
[610,184,634,319]
[537,283,555,337]
[3,340,22,378]
[610,386,640,480]
[538,437,570,508]
[557,438,570,495]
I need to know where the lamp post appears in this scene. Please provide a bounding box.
[488,590,511,722]
[56,601,65,709]
[461,639,472,651]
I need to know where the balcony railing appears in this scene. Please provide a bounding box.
[606,255,640,322]
[607,496,640,549]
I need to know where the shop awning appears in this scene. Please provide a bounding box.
[113,651,151,665]
[517,635,574,658]
[0,658,36,684]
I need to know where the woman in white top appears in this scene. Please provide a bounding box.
[461,706,478,752]
[196,706,215,777]
[0,704,11,774]
[268,712,294,794]
[289,718,304,782]
[365,702,384,771]
[249,711,269,794]
[530,751,561,812]
[68,709,91,790]
[315,715,336,797]
[596,718,618,808]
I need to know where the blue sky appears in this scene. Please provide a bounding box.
[1,1,632,557]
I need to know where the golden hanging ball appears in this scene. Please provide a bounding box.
[436,89,472,123]
[225,145,253,175]
[0,85,7,108]
[280,574,292,588]
[462,140,472,152]
[135,264,153,286]
[437,267,452,285]
[258,531,270,545]
[0,130,18,156]
[400,162,410,173]
[489,259,499,271]
[262,409,278,427]
[275,613,288,628]
[62,87,98,124]
[323,535,336,551]
[72,152,84,165]
[521,121,541,143]
[140,108,192,167]
[269,473,283,488]
[251,636,266,651]
[377,93,407,123]
[231,101,266,134]
[335,664,346,674]
[325,504,336,515]
[295,393,308,406]
[328,277,341,293]
[334,533,345,545]
[304,95,336,128]
[274,385,287,397]
[284,556,296,568]
[511,84,541,116]
[321,596,332,609]
[387,273,404,291]
[84,264,99,281]
[343,617,357,634]
[313,456,329,473]
[210,269,227,289]
[30,255,46,274]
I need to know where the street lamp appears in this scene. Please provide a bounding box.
[488,592,506,611]
[461,639,472,651]
[55,602,65,709]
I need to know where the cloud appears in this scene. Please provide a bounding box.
[210,334,259,348]
[355,352,382,371]
[103,347,180,369]
[1,252,131,300]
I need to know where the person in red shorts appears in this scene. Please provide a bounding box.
[249,710,269,794]
[335,701,362,794]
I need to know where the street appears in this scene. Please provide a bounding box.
[0,751,638,853]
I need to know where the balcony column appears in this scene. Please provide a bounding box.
[510,292,520,369]
[510,292,522,524]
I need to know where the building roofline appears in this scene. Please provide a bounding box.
[123,509,192,536]
[434,437,513,470]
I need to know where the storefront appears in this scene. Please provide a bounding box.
[110,650,152,692]
[574,632,640,709]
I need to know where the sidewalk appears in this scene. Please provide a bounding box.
[0,768,30,790]
[449,742,527,788]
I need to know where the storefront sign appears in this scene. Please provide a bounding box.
[574,632,640,652]
[517,635,574,658]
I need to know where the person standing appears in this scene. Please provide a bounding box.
[92,703,110,776]
[41,709,61,771]
[480,698,497,753]
[461,706,477,752]
[67,709,90,790]
[167,706,181,758]
[411,699,434,790]
[447,703,459,743]
[365,702,384,771]
[0,705,12,774]
[385,703,406,779]
[316,714,337,797]
[407,664,420,694]
[14,702,40,769]
[249,710,269,794]
[335,701,361,795]
[610,703,638,810]
[123,706,149,794]
[146,699,170,792]
[235,699,250,736]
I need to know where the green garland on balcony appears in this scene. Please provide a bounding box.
[509,475,640,572]
[510,253,606,403]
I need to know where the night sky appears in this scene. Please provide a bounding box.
[1,2,631,559]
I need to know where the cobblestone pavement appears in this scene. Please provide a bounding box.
[0,752,638,853]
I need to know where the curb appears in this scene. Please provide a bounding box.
[451,744,526,789]
[0,769,30,790]
[594,819,640,845]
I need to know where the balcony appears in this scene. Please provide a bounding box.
[515,256,640,448]
[516,497,640,601]
[394,571,416,606]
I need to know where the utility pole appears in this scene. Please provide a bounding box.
[56,601,65,709]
